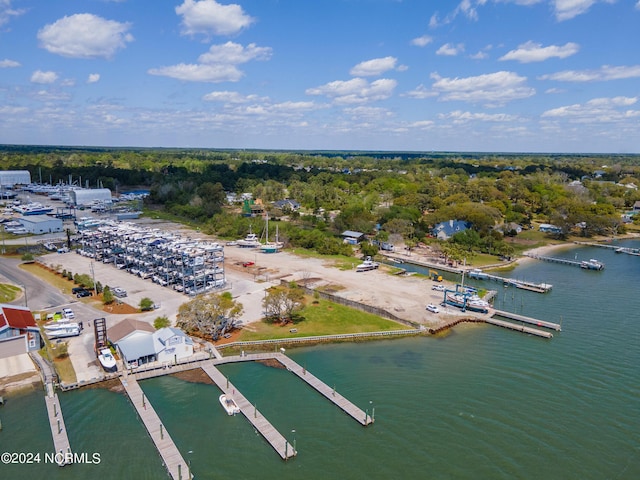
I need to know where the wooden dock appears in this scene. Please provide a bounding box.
[275,353,374,426]
[492,309,562,331]
[467,269,552,293]
[120,376,192,480]
[44,382,72,465]
[574,241,640,256]
[485,317,553,338]
[200,362,297,460]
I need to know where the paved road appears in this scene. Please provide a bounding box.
[0,257,69,311]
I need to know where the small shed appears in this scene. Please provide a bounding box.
[341,231,365,244]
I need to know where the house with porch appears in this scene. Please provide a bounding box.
[108,318,193,368]
[432,220,471,240]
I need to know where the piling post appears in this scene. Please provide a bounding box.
[160,423,164,440]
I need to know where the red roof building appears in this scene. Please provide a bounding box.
[0,304,42,358]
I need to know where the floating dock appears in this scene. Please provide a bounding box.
[120,376,192,480]
[523,252,604,270]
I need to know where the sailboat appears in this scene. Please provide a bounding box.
[260,213,283,253]
[236,224,261,248]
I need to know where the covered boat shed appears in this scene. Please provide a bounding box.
[0,170,31,187]
[69,188,112,206]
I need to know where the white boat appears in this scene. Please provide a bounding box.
[236,226,261,248]
[580,259,604,270]
[12,202,54,215]
[219,394,240,415]
[356,256,379,272]
[260,215,283,253]
[98,348,117,373]
[44,322,80,339]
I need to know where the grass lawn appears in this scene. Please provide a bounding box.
[237,297,408,341]
[0,283,21,303]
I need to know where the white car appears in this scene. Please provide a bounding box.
[431,284,445,291]
[62,308,75,319]
[112,287,127,298]
[426,304,440,313]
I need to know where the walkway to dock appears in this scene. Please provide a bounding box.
[200,362,297,460]
[120,376,192,480]
[524,252,585,268]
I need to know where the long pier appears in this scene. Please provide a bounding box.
[468,269,552,293]
[485,317,553,338]
[492,309,561,331]
[276,353,374,425]
[120,376,192,480]
[574,241,640,256]
[200,363,297,460]
[44,382,72,464]
[524,252,582,266]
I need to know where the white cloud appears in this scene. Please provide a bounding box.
[499,41,579,63]
[552,0,602,21]
[198,42,272,65]
[202,91,265,103]
[436,43,465,56]
[0,1,26,27]
[148,63,243,83]
[404,84,439,99]
[430,70,535,105]
[469,51,489,60]
[306,78,397,105]
[30,70,58,84]
[431,1,613,25]
[87,74,100,84]
[150,41,271,83]
[438,110,518,123]
[37,14,133,59]
[636,0,640,10]
[0,58,20,67]
[409,120,435,129]
[542,96,640,122]
[411,35,433,47]
[540,64,640,82]
[350,57,398,76]
[176,0,254,37]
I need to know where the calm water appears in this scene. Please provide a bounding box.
[1,241,639,479]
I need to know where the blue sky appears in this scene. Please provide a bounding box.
[1,0,639,153]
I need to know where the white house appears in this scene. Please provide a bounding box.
[108,318,193,368]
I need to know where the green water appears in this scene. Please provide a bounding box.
[1,242,639,479]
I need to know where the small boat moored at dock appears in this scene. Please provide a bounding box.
[219,394,240,415]
[580,259,604,270]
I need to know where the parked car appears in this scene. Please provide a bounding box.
[426,304,440,314]
[431,284,445,291]
[62,308,75,319]
[77,289,93,298]
[113,287,127,298]
[72,287,85,294]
